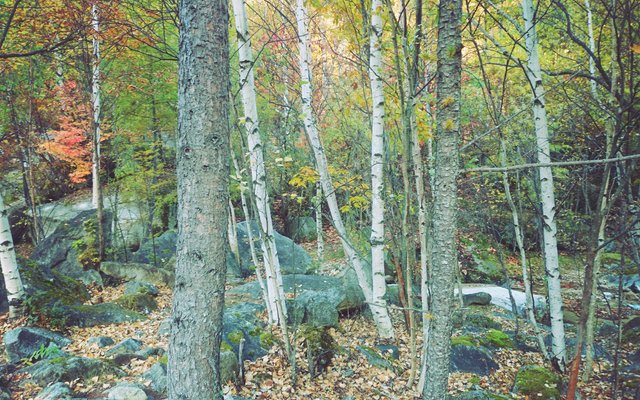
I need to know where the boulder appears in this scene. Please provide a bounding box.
[512,365,561,399]
[100,262,174,287]
[106,339,143,357]
[623,316,640,341]
[220,351,240,384]
[3,327,71,364]
[21,356,124,386]
[236,221,313,275]
[143,362,167,394]
[124,281,159,296]
[115,293,158,314]
[287,288,343,327]
[356,346,399,372]
[604,273,640,293]
[64,303,144,327]
[30,209,111,286]
[284,216,317,242]
[107,383,148,400]
[130,231,177,266]
[87,336,115,348]
[450,344,498,375]
[458,286,546,317]
[464,254,504,285]
[463,292,492,306]
[35,382,73,400]
[452,311,502,332]
[222,303,268,362]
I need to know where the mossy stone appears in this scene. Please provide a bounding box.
[513,365,561,399]
[115,293,158,313]
[227,330,244,345]
[481,329,514,349]
[451,335,478,346]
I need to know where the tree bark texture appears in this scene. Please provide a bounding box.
[368,0,394,339]
[167,0,230,397]
[423,0,461,396]
[521,0,567,371]
[231,0,288,326]
[0,193,25,318]
[91,3,104,260]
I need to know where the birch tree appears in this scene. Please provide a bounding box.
[0,193,25,319]
[423,0,461,396]
[295,0,394,338]
[91,2,105,259]
[167,0,230,396]
[521,0,567,371]
[368,0,394,339]
[231,0,289,332]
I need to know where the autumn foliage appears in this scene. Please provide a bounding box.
[40,80,92,184]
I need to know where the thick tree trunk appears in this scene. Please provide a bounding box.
[167,0,230,397]
[231,0,288,328]
[521,0,567,371]
[91,3,104,260]
[368,0,394,339]
[0,193,25,318]
[296,0,393,338]
[423,0,461,396]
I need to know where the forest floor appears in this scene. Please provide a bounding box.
[1,228,639,399]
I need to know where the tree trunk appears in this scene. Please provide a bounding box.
[423,0,461,396]
[0,193,25,319]
[91,3,104,260]
[315,182,324,260]
[521,0,567,371]
[368,0,394,339]
[231,0,288,330]
[167,0,230,397]
[295,0,393,338]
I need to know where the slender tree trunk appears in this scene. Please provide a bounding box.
[228,200,240,265]
[521,0,567,371]
[167,0,230,397]
[296,0,393,338]
[584,0,598,99]
[0,193,25,319]
[232,154,273,323]
[315,182,324,260]
[368,0,394,339]
[423,0,461,396]
[231,0,289,331]
[500,137,548,358]
[91,3,104,260]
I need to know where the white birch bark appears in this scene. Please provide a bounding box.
[295,0,394,337]
[232,155,273,324]
[0,193,25,318]
[315,182,324,260]
[231,0,287,327]
[228,200,240,265]
[91,3,101,209]
[521,0,567,370]
[368,0,394,339]
[584,0,598,99]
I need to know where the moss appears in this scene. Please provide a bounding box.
[158,355,168,365]
[227,330,244,345]
[220,341,233,352]
[451,335,478,346]
[481,329,514,349]
[513,366,561,399]
[115,293,158,313]
[259,331,275,348]
[300,325,338,376]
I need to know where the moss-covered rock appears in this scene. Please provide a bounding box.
[451,335,478,347]
[452,311,502,331]
[220,351,239,384]
[512,365,561,399]
[481,329,515,349]
[623,316,640,342]
[115,293,158,313]
[64,303,145,327]
[453,390,512,400]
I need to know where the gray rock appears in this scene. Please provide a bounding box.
[21,356,125,386]
[464,254,503,285]
[450,344,498,375]
[130,230,177,266]
[124,281,159,296]
[135,347,164,359]
[3,327,71,364]
[64,303,144,327]
[284,216,317,242]
[458,286,547,316]
[220,351,239,384]
[287,288,343,327]
[222,303,268,362]
[35,382,73,400]
[87,336,114,348]
[453,390,510,400]
[598,320,618,337]
[143,362,167,394]
[31,209,111,286]
[158,319,171,336]
[604,273,640,293]
[463,292,492,306]
[106,339,143,356]
[237,221,313,275]
[107,383,147,400]
[100,262,174,287]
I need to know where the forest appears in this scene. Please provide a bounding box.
[0,0,639,398]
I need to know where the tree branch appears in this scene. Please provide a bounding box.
[464,154,640,173]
